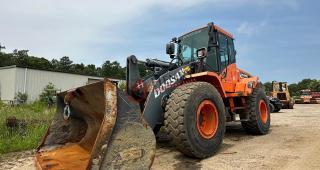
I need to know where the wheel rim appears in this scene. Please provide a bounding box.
[259,100,268,124]
[196,100,218,139]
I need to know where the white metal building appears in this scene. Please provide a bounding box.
[0,65,121,102]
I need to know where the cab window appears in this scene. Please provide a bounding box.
[206,44,218,71]
[218,33,229,71]
[227,38,236,63]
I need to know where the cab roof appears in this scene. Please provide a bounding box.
[180,24,234,40]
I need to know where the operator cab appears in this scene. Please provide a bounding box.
[166,22,236,74]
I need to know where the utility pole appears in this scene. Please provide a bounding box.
[0,43,5,53]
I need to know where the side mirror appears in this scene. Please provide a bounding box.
[166,43,175,55]
[196,47,207,59]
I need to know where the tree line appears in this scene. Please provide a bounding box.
[1,50,319,94]
[264,79,320,97]
[0,50,149,79]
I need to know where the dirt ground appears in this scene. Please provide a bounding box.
[1,104,320,170]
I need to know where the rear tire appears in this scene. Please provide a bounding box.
[164,82,226,158]
[241,86,270,135]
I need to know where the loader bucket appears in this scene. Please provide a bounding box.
[35,79,156,170]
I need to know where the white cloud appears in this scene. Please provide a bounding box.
[236,21,268,36]
[258,0,299,10]
[0,0,299,65]
[196,0,300,10]
[0,0,209,63]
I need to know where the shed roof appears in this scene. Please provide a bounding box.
[0,65,123,81]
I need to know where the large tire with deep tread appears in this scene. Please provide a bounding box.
[241,86,271,135]
[164,82,226,158]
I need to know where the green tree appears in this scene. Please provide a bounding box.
[51,59,59,70]
[118,81,126,91]
[84,64,97,76]
[138,63,154,77]
[297,79,313,90]
[28,56,52,70]
[12,49,29,67]
[96,67,102,76]
[101,60,125,79]
[70,63,85,74]
[288,83,299,96]
[309,80,320,91]
[57,56,73,72]
[0,53,14,67]
[39,82,57,102]
[263,82,272,94]
[14,92,28,104]
[314,80,320,92]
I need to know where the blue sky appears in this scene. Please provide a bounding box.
[1,0,319,83]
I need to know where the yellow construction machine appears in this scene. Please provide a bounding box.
[270,81,294,109]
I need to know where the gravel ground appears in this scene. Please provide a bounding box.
[152,104,320,170]
[1,104,320,170]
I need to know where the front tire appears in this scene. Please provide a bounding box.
[241,86,271,135]
[164,82,226,158]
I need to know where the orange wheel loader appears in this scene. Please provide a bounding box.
[35,22,270,169]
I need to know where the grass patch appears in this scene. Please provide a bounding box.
[0,101,55,154]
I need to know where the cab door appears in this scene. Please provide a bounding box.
[218,33,239,92]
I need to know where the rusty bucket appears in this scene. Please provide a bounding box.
[35,79,156,170]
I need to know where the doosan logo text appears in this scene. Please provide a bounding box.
[154,66,191,98]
